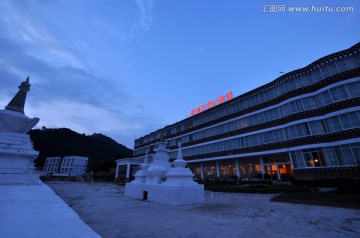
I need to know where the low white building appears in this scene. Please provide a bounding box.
[44,156,88,176]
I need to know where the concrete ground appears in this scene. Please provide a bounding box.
[0,183,100,238]
[46,182,360,238]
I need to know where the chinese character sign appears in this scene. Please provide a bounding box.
[190,91,233,116]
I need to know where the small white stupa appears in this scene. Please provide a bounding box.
[131,149,150,184]
[125,140,204,206]
[163,142,198,186]
[146,141,171,184]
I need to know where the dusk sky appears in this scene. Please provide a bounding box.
[0,0,359,148]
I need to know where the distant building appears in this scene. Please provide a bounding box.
[43,157,61,175]
[129,42,360,181]
[44,156,88,176]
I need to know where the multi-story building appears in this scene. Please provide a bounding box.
[43,157,61,175]
[130,43,360,181]
[44,156,88,176]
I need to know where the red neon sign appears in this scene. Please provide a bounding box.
[190,91,233,116]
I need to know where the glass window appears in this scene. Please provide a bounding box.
[348,111,360,128]
[355,53,360,66]
[296,99,305,112]
[337,85,350,100]
[290,101,298,114]
[327,116,343,132]
[327,61,339,75]
[320,65,331,78]
[322,91,333,105]
[322,147,340,166]
[302,97,316,110]
[273,129,284,141]
[351,143,360,164]
[290,151,302,168]
[333,147,347,166]
[343,56,357,70]
[335,59,348,73]
[312,68,323,82]
[309,120,325,135]
[304,152,314,167]
[256,133,264,145]
[339,114,353,129]
[346,81,360,98]
[296,75,309,88]
[339,145,357,166]
[329,88,342,102]
[285,80,292,92]
[297,123,310,137]
[286,126,297,139]
[278,83,286,95]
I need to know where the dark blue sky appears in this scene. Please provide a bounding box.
[0,0,359,148]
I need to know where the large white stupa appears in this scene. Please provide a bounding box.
[0,77,40,184]
[125,140,204,206]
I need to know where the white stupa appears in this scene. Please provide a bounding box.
[146,141,171,184]
[125,140,204,206]
[131,149,150,184]
[163,142,198,186]
[0,77,40,184]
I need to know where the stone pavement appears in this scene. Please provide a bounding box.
[0,182,100,238]
[47,182,360,238]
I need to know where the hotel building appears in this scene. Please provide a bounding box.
[124,43,360,181]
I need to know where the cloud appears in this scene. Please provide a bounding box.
[0,0,161,148]
[130,0,155,40]
[135,0,155,31]
[27,99,161,148]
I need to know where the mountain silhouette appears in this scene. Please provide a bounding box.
[29,128,133,173]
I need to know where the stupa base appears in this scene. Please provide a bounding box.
[125,183,204,206]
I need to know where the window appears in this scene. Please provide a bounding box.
[339,145,357,166]
[335,59,348,73]
[308,120,325,135]
[323,147,341,166]
[278,83,286,95]
[312,68,323,82]
[282,103,292,116]
[301,97,317,110]
[343,57,357,70]
[337,85,350,100]
[327,61,339,75]
[326,116,343,132]
[286,126,297,139]
[329,88,342,102]
[346,81,360,98]
[339,114,353,129]
[320,91,333,105]
[295,123,310,137]
[290,101,298,114]
[296,99,305,112]
[273,129,284,142]
[296,75,310,88]
[320,64,331,78]
[290,151,306,168]
[351,143,360,164]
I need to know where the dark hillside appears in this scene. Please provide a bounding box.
[29,128,133,172]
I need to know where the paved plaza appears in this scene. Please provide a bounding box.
[46,182,360,238]
[0,183,100,238]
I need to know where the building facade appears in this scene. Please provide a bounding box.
[132,43,360,181]
[43,157,61,175]
[44,156,88,176]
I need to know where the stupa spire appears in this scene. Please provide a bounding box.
[5,76,31,114]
